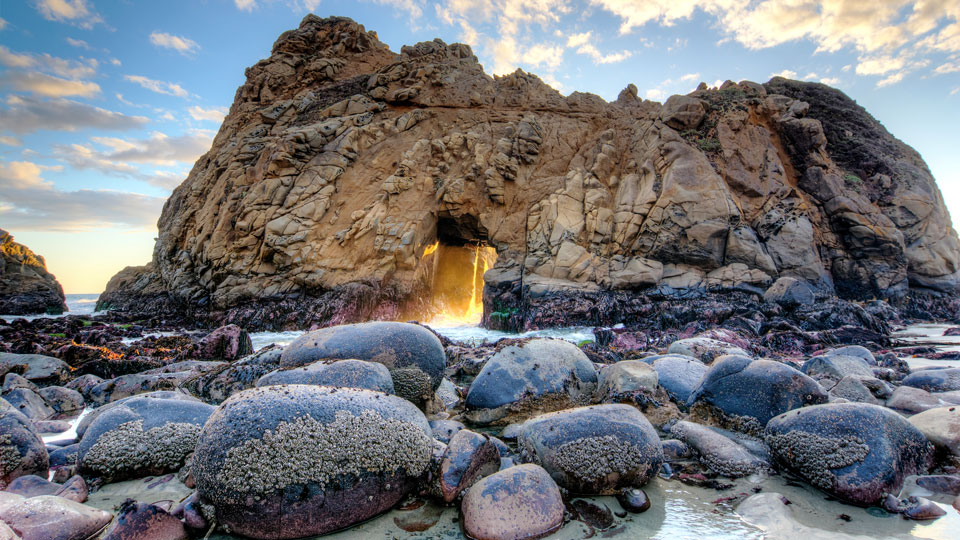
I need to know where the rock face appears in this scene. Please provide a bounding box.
[96,15,960,331]
[0,229,66,315]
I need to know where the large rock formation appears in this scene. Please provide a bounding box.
[0,229,66,315]
[98,15,960,330]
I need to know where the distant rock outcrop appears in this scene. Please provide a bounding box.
[98,15,960,330]
[0,229,66,315]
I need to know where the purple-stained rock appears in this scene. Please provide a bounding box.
[102,499,188,540]
[196,324,253,361]
[438,429,499,503]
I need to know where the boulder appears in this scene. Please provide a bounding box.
[765,402,934,506]
[196,324,253,361]
[429,419,465,444]
[801,354,874,383]
[3,475,86,503]
[257,358,394,394]
[0,402,47,490]
[1,388,53,421]
[185,346,282,404]
[648,355,708,403]
[460,464,564,540]
[763,277,815,307]
[464,338,597,425]
[827,376,880,404]
[0,495,112,540]
[670,420,768,477]
[887,385,946,414]
[688,355,827,427]
[75,390,201,439]
[597,360,658,400]
[0,229,67,315]
[280,322,445,404]
[87,373,191,406]
[660,95,705,130]
[821,345,876,365]
[908,406,960,457]
[667,337,749,364]
[102,500,187,540]
[902,367,960,392]
[517,404,662,494]
[192,385,433,539]
[0,353,69,384]
[37,387,84,414]
[2,374,36,393]
[77,395,215,482]
[437,429,499,503]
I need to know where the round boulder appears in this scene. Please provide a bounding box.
[597,360,658,401]
[460,464,564,540]
[765,402,934,506]
[908,406,960,457]
[280,322,445,404]
[669,420,768,477]
[902,367,960,393]
[77,395,215,482]
[102,500,187,540]
[649,355,708,403]
[688,355,827,428]
[0,495,113,540]
[763,277,815,307]
[517,404,663,494]
[0,401,48,490]
[464,338,597,425]
[257,358,394,394]
[192,385,433,539]
[667,338,749,364]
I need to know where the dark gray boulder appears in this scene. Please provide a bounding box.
[670,420,768,477]
[257,358,394,394]
[649,355,708,403]
[0,401,48,489]
[438,429,499,503]
[37,386,84,414]
[77,395,215,482]
[0,353,69,384]
[902,367,960,393]
[517,404,662,494]
[688,355,827,428]
[464,338,597,425]
[76,390,201,439]
[185,345,283,404]
[801,354,874,382]
[765,402,934,506]
[1,387,53,420]
[192,385,433,539]
[280,322,445,405]
[763,277,815,307]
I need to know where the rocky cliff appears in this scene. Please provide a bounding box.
[0,229,67,315]
[98,15,960,330]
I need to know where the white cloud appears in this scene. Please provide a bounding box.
[33,0,104,29]
[589,0,700,34]
[645,88,666,100]
[149,31,200,55]
[680,72,700,82]
[124,75,190,98]
[235,0,256,11]
[364,0,424,19]
[855,55,905,76]
[85,131,213,167]
[65,37,91,50]
[935,61,960,74]
[770,69,798,79]
[0,45,99,79]
[142,170,185,189]
[0,71,100,97]
[819,76,841,85]
[110,58,121,66]
[0,136,22,146]
[877,72,905,87]
[188,105,228,122]
[0,95,148,134]
[0,159,165,232]
[565,32,632,64]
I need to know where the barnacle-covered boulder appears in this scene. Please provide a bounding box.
[517,404,662,494]
[279,322,444,404]
[765,402,934,506]
[257,358,394,394]
[192,385,433,539]
[0,401,48,490]
[688,355,827,428]
[669,420,769,477]
[464,338,598,425]
[77,395,215,482]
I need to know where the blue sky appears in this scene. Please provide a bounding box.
[1,0,958,293]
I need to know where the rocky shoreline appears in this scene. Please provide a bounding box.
[2,297,960,539]
[0,229,67,316]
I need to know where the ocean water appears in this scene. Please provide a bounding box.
[0,292,102,322]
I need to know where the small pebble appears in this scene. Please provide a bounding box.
[617,488,651,513]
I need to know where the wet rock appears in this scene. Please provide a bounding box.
[102,499,188,540]
[3,475,60,497]
[517,404,663,494]
[802,354,874,383]
[171,492,208,534]
[902,367,960,392]
[1,388,53,421]
[36,386,84,414]
[597,360,658,401]
[887,386,946,414]
[185,346,282,404]
[192,385,433,539]
[821,346,876,365]
[33,420,71,434]
[661,439,694,461]
[763,277,815,307]
[55,475,87,503]
[429,419,464,444]
[616,488,650,513]
[257,358,395,394]
[0,402,47,490]
[827,376,880,405]
[87,373,192,406]
[280,322,445,405]
[688,355,827,427]
[647,354,708,403]
[908,406,960,457]
[914,474,960,496]
[885,495,947,520]
[438,429,499,503]
[670,421,768,477]
[460,464,564,540]
[570,499,614,530]
[737,492,867,540]
[464,338,597,425]
[77,395,215,482]
[76,390,201,439]
[64,374,104,402]
[435,378,461,410]
[49,444,78,468]
[196,324,253,361]
[667,338,749,364]
[0,495,112,540]
[765,402,934,506]
[0,353,69,384]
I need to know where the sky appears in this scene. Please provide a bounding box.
[1,0,958,294]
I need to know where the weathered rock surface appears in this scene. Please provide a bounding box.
[670,420,768,477]
[437,429,499,503]
[765,403,934,506]
[517,404,662,494]
[908,406,960,457]
[0,229,66,316]
[257,358,395,393]
[0,402,48,490]
[646,354,708,403]
[464,338,597,425]
[101,500,187,540]
[0,495,112,540]
[902,367,960,393]
[279,322,443,404]
[96,15,960,331]
[192,385,433,539]
[460,464,564,540]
